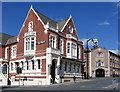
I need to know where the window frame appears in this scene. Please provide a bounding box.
[28,21,33,32]
[69,26,73,33]
[12,45,17,59]
[49,34,56,49]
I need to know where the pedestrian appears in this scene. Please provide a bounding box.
[73,75,76,83]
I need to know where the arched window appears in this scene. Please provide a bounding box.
[3,64,7,74]
[96,60,104,67]
[69,26,73,33]
[28,21,33,32]
[97,52,104,57]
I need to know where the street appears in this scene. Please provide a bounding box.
[1,77,120,92]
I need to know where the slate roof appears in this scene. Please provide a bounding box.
[0,33,14,46]
[35,10,68,31]
[5,36,17,46]
[57,19,68,31]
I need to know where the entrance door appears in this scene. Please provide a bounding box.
[96,69,105,77]
[51,60,56,83]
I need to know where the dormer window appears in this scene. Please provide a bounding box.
[69,26,73,33]
[29,21,33,32]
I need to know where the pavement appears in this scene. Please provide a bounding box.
[1,77,120,92]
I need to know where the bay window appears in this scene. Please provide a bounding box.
[71,43,77,57]
[25,37,35,51]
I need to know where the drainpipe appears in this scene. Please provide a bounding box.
[7,45,10,85]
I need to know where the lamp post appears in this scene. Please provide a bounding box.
[86,38,98,79]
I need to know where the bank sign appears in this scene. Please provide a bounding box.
[37,41,46,45]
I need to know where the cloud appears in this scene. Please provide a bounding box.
[109,49,120,55]
[96,21,110,25]
[112,11,118,15]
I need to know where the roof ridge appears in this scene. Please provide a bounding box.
[35,10,57,23]
[57,19,68,23]
[0,32,14,37]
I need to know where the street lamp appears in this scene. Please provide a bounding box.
[86,38,98,79]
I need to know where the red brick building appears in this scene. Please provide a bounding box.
[0,5,84,86]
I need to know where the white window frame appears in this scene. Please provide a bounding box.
[78,46,81,59]
[24,36,36,52]
[28,21,33,32]
[12,45,17,59]
[69,26,73,33]
[5,47,9,59]
[60,39,64,54]
[49,34,56,49]
[71,43,77,57]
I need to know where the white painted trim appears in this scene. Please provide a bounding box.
[11,45,17,59]
[5,47,9,59]
[18,5,46,38]
[61,15,71,32]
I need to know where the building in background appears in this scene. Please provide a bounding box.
[0,5,84,86]
[84,47,120,78]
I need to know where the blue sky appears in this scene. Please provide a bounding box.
[2,2,118,53]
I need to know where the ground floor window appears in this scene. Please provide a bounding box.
[3,64,7,74]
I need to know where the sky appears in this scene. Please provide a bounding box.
[2,2,119,54]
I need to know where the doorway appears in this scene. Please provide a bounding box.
[96,69,105,77]
[51,60,56,83]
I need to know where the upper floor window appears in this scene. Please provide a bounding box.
[12,45,17,59]
[49,35,56,48]
[25,37,35,51]
[60,39,64,54]
[78,46,81,59]
[67,43,70,53]
[11,63,13,71]
[28,21,33,32]
[69,26,73,33]
[97,52,104,57]
[84,53,86,59]
[71,43,77,57]
[5,47,9,59]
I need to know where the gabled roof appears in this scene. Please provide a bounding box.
[35,10,68,31]
[57,19,68,31]
[0,33,14,46]
[35,11,57,29]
